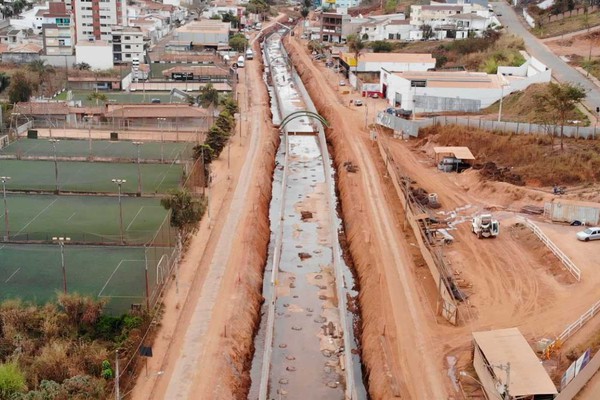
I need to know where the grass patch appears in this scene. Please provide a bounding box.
[482,83,590,126]
[421,124,600,185]
[397,33,525,71]
[532,12,600,38]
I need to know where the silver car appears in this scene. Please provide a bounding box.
[576,227,600,242]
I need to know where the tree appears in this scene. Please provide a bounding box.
[220,95,239,115]
[384,0,397,14]
[0,362,27,398]
[8,72,33,103]
[198,83,220,108]
[0,72,9,93]
[534,82,586,151]
[74,62,91,71]
[87,92,108,106]
[301,7,309,18]
[421,24,435,40]
[215,110,235,133]
[229,33,248,52]
[246,0,270,19]
[346,34,365,88]
[161,189,206,236]
[28,59,55,87]
[371,41,393,52]
[222,12,240,28]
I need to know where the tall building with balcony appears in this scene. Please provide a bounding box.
[320,12,351,43]
[74,0,127,43]
[41,2,75,55]
[111,26,144,63]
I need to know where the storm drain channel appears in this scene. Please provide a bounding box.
[248,31,367,400]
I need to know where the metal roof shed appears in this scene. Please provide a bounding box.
[472,328,557,400]
[433,146,475,163]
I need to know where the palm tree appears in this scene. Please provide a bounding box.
[27,60,55,94]
[346,34,365,90]
[87,92,108,106]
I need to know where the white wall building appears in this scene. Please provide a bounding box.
[357,13,411,41]
[342,52,436,73]
[409,2,497,39]
[75,40,114,69]
[380,56,551,112]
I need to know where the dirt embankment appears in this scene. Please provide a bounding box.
[284,38,397,399]
[196,61,280,399]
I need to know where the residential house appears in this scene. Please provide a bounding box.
[104,104,210,129]
[41,3,74,56]
[409,2,497,39]
[2,42,42,63]
[320,12,352,43]
[0,28,25,44]
[111,25,144,63]
[357,13,410,41]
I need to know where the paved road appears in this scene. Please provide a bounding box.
[493,2,600,115]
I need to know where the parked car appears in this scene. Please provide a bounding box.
[354,99,363,106]
[339,80,346,86]
[576,227,600,241]
[151,98,161,103]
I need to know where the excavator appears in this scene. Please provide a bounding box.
[471,214,500,239]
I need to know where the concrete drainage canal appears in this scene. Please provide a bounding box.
[248,30,368,399]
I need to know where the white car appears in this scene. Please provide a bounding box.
[576,227,600,241]
[339,80,346,86]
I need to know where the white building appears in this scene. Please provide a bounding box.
[409,2,497,39]
[174,20,230,47]
[357,13,411,41]
[75,40,114,69]
[202,6,241,20]
[341,52,436,73]
[74,0,127,43]
[111,25,144,63]
[380,55,550,112]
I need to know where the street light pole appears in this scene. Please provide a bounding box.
[157,118,166,162]
[49,139,60,193]
[88,118,93,159]
[1,176,11,241]
[52,236,71,294]
[133,141,143,196]
[112,179,127,244]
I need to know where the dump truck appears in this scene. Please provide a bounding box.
[471,214,500,239]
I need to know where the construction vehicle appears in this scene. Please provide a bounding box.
[471,214,500,239]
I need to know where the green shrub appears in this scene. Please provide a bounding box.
[0,362,27,398]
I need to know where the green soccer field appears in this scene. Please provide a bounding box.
[0,159,183,194]
[1,194,173,244]
[0,243,175,314]
[0,138,194,162]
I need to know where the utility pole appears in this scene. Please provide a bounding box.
[498,83,508,123]
[88,118,93,159]
[133,141,143,196]
[1,176,11,241]
[52,236,70,294]
[49,139,60,193]
[144,246,150,310]
[111,179,126,244]
[115,349,120,400]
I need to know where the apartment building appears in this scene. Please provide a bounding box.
[74,0,127,43]
[320,12,352,43]
[41,2,74,55]
[111,25,144,63]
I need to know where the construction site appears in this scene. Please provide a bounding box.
[121,16,600,400]
[7,14,597,400]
